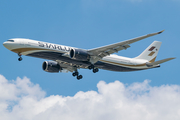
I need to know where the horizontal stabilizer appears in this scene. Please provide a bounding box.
[146,57,175,66]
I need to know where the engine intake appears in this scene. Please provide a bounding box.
[70,49,90,61]
[42,61,60,73]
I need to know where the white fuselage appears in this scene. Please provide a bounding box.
[3,38,155,72]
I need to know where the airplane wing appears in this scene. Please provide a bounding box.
[87,30,165,58]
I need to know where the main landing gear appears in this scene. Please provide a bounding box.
[88,65,99,73]
[72,71,83,80]
[18,53,23,61]
[72,65,99,80]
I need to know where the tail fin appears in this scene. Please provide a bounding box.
[135,41,162,62]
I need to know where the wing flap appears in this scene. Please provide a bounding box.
[98,44,130,58]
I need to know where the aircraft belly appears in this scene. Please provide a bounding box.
[95,61,144,72]
[27,51,91,67]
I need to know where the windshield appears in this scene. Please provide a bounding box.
[7,40,14,42]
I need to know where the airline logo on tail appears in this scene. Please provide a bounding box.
[148,46,158,56]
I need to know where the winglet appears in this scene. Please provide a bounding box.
[158,30,165,34]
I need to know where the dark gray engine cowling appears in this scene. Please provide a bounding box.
[70,48,90,61]
[42,61,60,73]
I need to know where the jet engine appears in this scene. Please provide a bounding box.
[42,61,60,73]
[70,48,90,61]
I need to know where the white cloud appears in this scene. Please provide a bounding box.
[0,74,180,120]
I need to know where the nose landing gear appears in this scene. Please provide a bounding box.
[18,57,22,61]
[18,53,22,61]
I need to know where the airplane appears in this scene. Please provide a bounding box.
[3,30,175,80]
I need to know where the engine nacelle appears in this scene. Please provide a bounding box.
[70,48,90,61]
[42,61,60,73]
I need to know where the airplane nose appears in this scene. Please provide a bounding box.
[3,42,7,47]
[3,41,11,50]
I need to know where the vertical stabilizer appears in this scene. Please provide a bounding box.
[135,41,162,62]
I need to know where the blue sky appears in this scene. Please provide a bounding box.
[1,0,179,95]
[0,0,180,119]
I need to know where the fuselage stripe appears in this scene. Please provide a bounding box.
[11,47,63,54]
[100,60,146,67]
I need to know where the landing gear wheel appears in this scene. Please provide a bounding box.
[95,68,99,72]
[93,68,99,73]
[88,65,94,70]
[77,75,83,80]
[72,71,79,77]
[18,53,22,61]
[18,57,22,61]
[72,70,83,80]
[72,73,76,77]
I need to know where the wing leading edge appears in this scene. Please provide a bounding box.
[87,30,165,58]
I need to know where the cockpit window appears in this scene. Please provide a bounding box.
[7,40,14,42]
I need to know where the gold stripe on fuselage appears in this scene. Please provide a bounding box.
[149,57,156,63]
[100,60,146,67]
[11,48,62,53]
